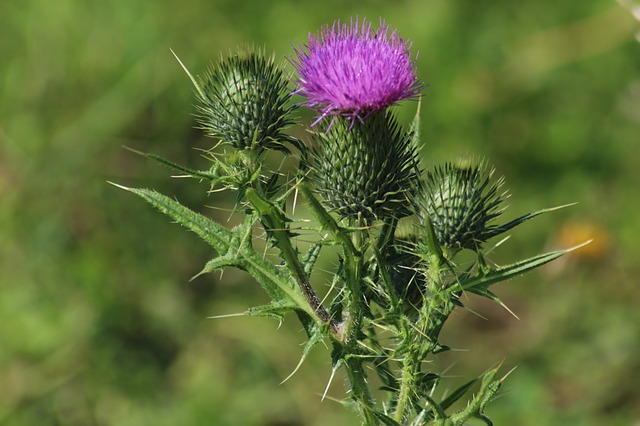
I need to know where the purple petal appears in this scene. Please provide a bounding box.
[292,18,422,122]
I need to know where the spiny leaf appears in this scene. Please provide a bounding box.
[124,147,219,182]
[247,300,299,320]
[172,49,205,99]
[476,364,504,413]
[460,241,590,292]
[483,203,577,240]
[466,287,519,319]
[111,183,235,252]
[192,254,243,280]
[302,242,322,278]
[440,378,477,411]
[449,365,504,425]
[372,411,402,426]
[112,183,315,317]
[281,321,324,384]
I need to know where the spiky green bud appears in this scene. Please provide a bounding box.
[196,50,297,152]
[309,112,420,222]
[419,160,508,252]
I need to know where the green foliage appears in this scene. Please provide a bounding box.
[113,45,589,424]
[111,185,312,317]
[2,1,639,425]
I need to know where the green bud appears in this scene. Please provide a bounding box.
[419,160,507,252]
[196,50,296,152]
[309,112,421,222]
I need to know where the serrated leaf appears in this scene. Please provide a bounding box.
[476,365,503,412]
[440,378,477,411]
[449,366,503,425]
[484,203,576,240]
[112,184,315,317]
[302,242,322,278]
[247,300,298,320]
[245,187,335,329]
[372,411,402,426]
[124,147,219,182]
[194,254,243,278]
[281,321,324,384]
[113,184,235,253]
[461,242,589,292]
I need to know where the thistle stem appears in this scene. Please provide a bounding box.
[339,215,378,422]
[342,215,367,344]
[245,187,338,333]
[394,342,418,424]
[344,355,378,425]
[393,248,454,423]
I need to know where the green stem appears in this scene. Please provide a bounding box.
[342,215,366,339]
[344,355,378,425]
[245,187,338,334]
[299,183,361,341]
[298,183,358,256]
[299,184,376,420]
[393,328,418,424]
[340,215,378,422]
[393,245,454,423]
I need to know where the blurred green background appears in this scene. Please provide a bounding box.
[1,0,639,424]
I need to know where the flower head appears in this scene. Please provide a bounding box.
[418,160,508,252]
[310,111,421,221]
[293,19,422,123]
[196,50,296,152]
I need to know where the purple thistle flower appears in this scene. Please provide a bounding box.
[292,19,422,124]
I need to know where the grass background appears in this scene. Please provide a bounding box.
[1,0,639,424]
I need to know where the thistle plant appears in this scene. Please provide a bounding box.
[114,19,585,425]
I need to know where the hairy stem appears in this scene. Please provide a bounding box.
[394,324,418,424]
[393,244,453,422]
[344,355,378,425]
[340,216,378,421]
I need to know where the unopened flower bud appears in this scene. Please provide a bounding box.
[419,160,508,251]
[196,51,296,152]
[310,112,420,222]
